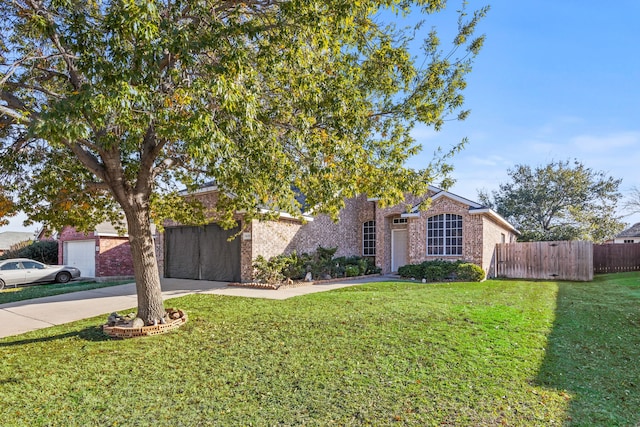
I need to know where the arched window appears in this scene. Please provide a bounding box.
[363,221,376,256]
[427,214,463,255]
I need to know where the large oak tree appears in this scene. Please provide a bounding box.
[478,160,625,242]
[1,0,487,324]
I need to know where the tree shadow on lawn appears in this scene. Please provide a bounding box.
[535,278,640,426]
[0,325,110,347]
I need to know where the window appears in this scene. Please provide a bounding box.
[501,233,506,244]
[1,262,22,271]
[363,221,376,256]
[393,218,408,225]
[624,239,635,243]
[427,214,463,256]
[22,261,45,269]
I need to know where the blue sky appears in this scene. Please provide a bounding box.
[406,0,640,226]
[2,0,639,233]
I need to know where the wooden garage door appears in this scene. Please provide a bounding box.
[165,224,241,282]
[65,240,96,278]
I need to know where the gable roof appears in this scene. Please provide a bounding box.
[183,183,314,222]
[616,222,640,238]
[401,186,519,235]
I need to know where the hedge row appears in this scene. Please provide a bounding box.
[397,259,485,282]
[0,240,58,264]
[253,246,381,285]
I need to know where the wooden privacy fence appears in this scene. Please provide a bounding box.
[593,243,640,273]
[496,241,593,281]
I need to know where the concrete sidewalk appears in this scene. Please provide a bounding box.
[0,276,388,339]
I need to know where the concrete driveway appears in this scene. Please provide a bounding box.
[0,276,388,339]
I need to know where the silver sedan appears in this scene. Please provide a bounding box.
[0,258,81,290]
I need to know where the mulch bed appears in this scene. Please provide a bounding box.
[227,274,382,290]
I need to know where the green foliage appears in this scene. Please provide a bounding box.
[344,265,360,277]
[478,159,625,242]
[398,259,484,282]
[455,262,485,282]
[253,248,380,283]
[251,255,289,285]
[0,0,488,316]
[0,0,488,230]
[0,240,58,264]
[308,246,338,279]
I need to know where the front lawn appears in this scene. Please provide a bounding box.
[1,273,638,426]
[0,280,132,305]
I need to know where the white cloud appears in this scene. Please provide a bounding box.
[571,131,640,152]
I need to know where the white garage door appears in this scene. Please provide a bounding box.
[65,240,96,278]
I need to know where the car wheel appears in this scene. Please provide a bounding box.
[55,272,72,284]
[0,279,4,290]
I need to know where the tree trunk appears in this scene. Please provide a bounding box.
[125,206,165,325]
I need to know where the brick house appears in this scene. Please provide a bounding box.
[613,222,640,243]
[58,222,140,279]
[160,184,519,282]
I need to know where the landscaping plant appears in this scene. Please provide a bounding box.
[398,259,485,282]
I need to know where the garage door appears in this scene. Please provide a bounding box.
[65,240,96,278]
[165,224,241,282]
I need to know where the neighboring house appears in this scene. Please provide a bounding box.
[0,231,35,256]
[160,185,519,282]
[58,222,140,279]
[613,223,640,244]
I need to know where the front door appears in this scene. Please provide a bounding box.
[391,229,408,272]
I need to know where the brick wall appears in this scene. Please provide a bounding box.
[291,195,375,257]
[96,236,134,277]
[165,189,517,281]
[480,215,517,278]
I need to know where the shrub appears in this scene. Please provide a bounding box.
[345,265,360,277]
[280,251,309,280]
[0,240,58,264]
[252,255,288,284]
[397,264,422,279]
[310,246,338,279]
[455,263,485,282]
[253,247,380,284]
[397,259,484,282]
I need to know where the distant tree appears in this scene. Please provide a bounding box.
[623,186,640,217]
[478,160,625,242]
[0,0,488,324]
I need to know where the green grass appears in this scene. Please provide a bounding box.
[0,280,132,305]
[1,273,639,426]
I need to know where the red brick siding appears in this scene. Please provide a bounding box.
[407,197,483,271]
[291,195,375,257]
[96,236,134,277]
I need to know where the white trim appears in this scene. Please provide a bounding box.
[400,212,420,218]
[468,208,519,234]
[258,209,314,222]
[426,213,463,256]
[410,190,483,212]
[179,184,219,196]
